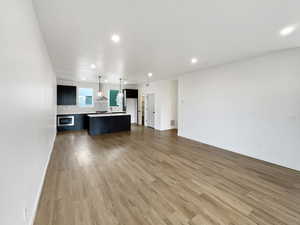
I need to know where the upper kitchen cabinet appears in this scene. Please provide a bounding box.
[57,85,76,105]
[124,89,138,98]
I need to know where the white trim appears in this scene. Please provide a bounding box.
[29,131,56,225]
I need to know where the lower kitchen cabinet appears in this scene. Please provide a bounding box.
[57,114,89,132]
[88,115,131,135]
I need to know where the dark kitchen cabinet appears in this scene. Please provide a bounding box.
[57,85,76,105]
[88,115,131,135]
[124,89,138,98]
[57,114,89,132]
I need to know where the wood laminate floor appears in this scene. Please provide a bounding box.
[34,126,300,225]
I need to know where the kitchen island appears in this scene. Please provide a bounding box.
[87,113,131,135]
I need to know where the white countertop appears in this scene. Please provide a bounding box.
[57,111,127,115]
[57,111,96,115]
[88,113,130,117]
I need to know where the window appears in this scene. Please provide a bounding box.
[109,89,119,106]
[79,88,93,107]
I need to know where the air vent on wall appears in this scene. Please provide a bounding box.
[171,120,176,126]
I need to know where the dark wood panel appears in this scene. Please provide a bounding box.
[57,85,76,105]
[125,89,138,98]
[57,85,63,105]
[88,115,131,135]
[57,114,89,132]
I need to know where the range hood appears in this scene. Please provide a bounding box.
[97,75,108,101]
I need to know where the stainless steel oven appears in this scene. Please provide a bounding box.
[57,115,75,127]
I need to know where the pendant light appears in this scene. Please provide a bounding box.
[118,78,124,98]
[97,75,108,101]
[98,75,102,97]
[116,78,124,106]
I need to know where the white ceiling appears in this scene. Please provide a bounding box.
[33,0,300,84]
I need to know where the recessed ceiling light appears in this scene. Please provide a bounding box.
[90,64,96,69]
[280,25,297,37]
[81,77,86,81]
[104,79,108,83]
[191,58,198,64]
[148,73,153,77]
[111,34,120,43]
[124,81,128,85]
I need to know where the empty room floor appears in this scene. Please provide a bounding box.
[34,126,300,225]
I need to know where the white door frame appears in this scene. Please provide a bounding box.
[145,93,155,128]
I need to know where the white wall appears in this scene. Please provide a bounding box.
[178,48,300,171]
[139,80,178,130]
[57,79,138,114]
[0,1,56,225]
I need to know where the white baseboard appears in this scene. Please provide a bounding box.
[29,131,56,225]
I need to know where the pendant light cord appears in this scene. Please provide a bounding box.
[99,75,101,93]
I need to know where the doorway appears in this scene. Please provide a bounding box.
[126,98,138,124]
[146,94,155,128]
[141,95,145,125]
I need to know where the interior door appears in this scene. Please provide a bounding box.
[146,94,155,128]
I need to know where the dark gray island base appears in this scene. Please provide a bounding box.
[88,114,131,135]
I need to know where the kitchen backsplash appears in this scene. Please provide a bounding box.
[57,79,130,114]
